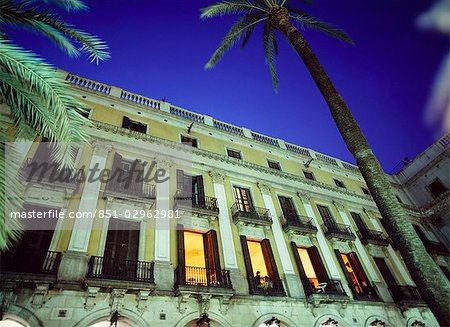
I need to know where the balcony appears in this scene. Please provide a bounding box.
[389,285,424,303]
[104,181,156,201]
[322,223,356,241]
[1,251,61,280]
[303,278,348,298]
[231,203,272,227]
[87,256,155,284]
[22,158,79,189]
[281,214,317,235]
[174,193,219,218]
[175,266,232,289]
[350,284,379,301]
[357,229,391,247]
[248,276,285,297]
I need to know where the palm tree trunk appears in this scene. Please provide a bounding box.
[277,19,449,325]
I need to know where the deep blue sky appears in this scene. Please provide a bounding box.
[10,1,448,171]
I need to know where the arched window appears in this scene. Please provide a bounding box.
[0,320,27,327]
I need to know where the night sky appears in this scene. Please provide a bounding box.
[8,1,448,171]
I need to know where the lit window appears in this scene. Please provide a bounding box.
[247,240,268,277]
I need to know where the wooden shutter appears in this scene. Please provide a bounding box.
[318,205,337,228]
[122,116,130,128]
[279,196,296,222]
[196,175,205,207]
[177,224,186,284]
[261,239,280,281]
[374,258,397,288]
[108,153,123,191]
[290,242,313,296]
[204,230,222,284]
[240,235,254,285]
[307,246,330,284]
[130,159,144,196]
[350,212,368,234]
[334,249,356,296]
[176,169,184,195]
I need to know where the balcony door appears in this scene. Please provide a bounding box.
[176,170,205,207]
[350,212,369,234]
[103,219,139,280]
[335,250,376,299]
[1,204,57,273]
[290,242,330,295]
[240,235,283,294]
[373,257,399,299]
[233,186,254,212]
[317,205,338,229]
[176,227,221,286]
[278,196,297,222]
[109,153,144,197]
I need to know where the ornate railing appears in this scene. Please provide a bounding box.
[87,256,154,283]
[66,73,111,94]
[315,153,339,167]
[175,266,232,289]
[120,90,161,109]
[389,285,423,302]
[341,162,359,173]
[170,105,205,123]
[213,119,244,136]
[231,203,272,224]
[281,214,317,234]
[322,222,356,241]
[357,229,391,246]
[248,276,285,296]
[251,132,280,147]
[1,250,61,275]
[174,193,219,213]
[285,143,312,157]
[304,278,346,297]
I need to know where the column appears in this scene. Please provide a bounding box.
[210,170,248,295]
[334,202,392,302]
[153,159,174,290]
[59,143,112,283]
[258,182,304,298]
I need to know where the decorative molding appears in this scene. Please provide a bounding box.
[84,287,100,311]
[257,182,271,195]
[110,289,127,310]
[367,244,387,258]
[297,192,311,204]
[92,142,113,157]
[137,290,151,312]
[331,240,353,253]
[333,200,345,211]
[369,319,386,327]
[177,293,191,314]
[209,170,226,184]
[219,296,232,315]
[289,234,314,247]
[154,158,172,171]
[31,283,49,309]
[197,294,211,315]
[238,225,266,239]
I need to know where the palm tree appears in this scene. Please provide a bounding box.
[0,0,109,249]
[200,0,449,324]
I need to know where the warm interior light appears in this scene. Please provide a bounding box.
[184,231,206,268]
[297,248,317,279]
[247,240,268,277]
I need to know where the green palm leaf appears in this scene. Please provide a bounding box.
[200,1,265,19]
[263,21,279,91]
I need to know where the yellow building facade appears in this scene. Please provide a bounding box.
[0,71,447,327]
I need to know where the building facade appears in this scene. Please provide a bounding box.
[0,71,448,327]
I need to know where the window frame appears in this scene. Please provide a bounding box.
[303,170,316,181]
[361,187,370,195]
[333,178,346,189]
[226,148,242,160]
[267,159,281,171]
[180,134,198,148]
[426,178,448,199]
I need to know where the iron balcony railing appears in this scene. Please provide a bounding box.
[1,250,61,275]
[105,181,156,199]
[389,285,423,303]
[423,240,449,256]
[248,275,285,296]
[174,193,219,213]
[349,283,379,301]
[175,266,232,289]
[303,278,347,297]
[230,203,272,225]
[87,256,155,283]
[322,222,356,241]
[281,214,317,234]
[357,229,391,246]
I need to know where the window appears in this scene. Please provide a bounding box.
[108,153,145,196]
[278,196,297,222]
[395,195,403,204]
[267,160,281,170]
[427,179,448,199]
[80,108,91,118]
[361,187,370,195]
[350,212,368,234]
[317,205,337,229]
[181,135,198,148]
[334,179,346,188]
[122,116,147,133]
[303,171,315,181]
[227,148,242,159]
[176,170,205,206]
[233,186,253,212]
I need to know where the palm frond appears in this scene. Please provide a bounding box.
[0,1,110,63]
[263,21,279,91]
[200,1,266,19]
[41,0,87,12]
[205,13,267,69]
[0,39,91,167]
[288,8,353,44]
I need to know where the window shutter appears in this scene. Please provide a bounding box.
[334,249,355,297]
[350,212,368,234]
[176,169,184,195]
[204,230,222,285]
[348,252,370,286]
[108,153,123,192]
[290,242,313,296]
[307,246,330,284]
[196,175,205,207]
[261,239,280,281]
[318,205,337,229]
[131,159,144,196]
[122,116,130,128]
[240,235,254,291]
[176,224,186,284]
